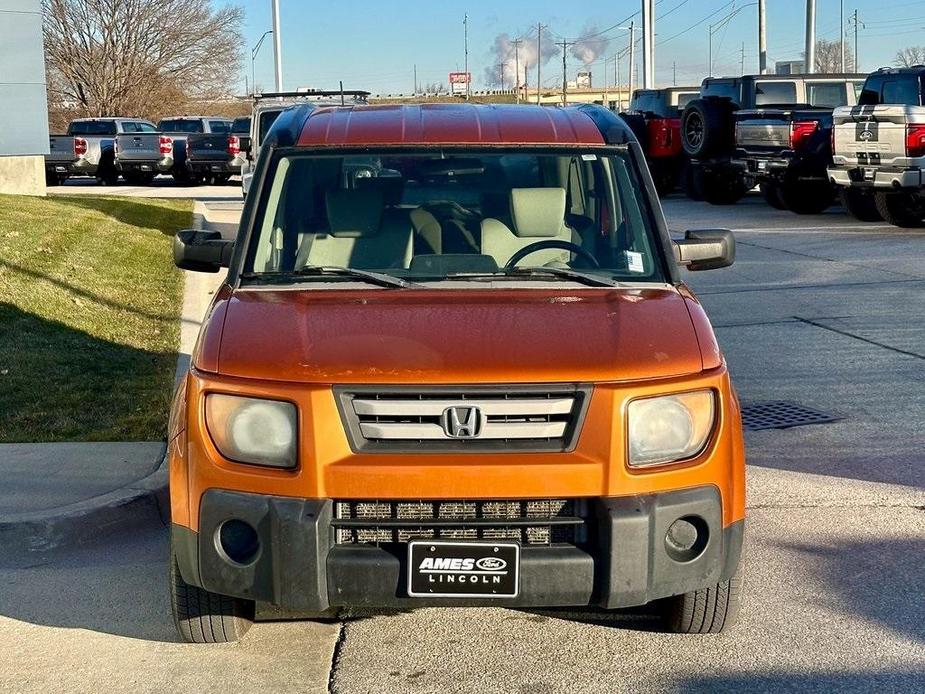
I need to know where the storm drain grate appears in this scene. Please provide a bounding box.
[741,401,843,431]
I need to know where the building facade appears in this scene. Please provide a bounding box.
[0,0,48,195]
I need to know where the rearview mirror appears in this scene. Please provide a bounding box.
[674,229,735,271]
[173,229,233,273]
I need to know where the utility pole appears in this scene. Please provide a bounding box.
[615,54,621,111]
[557,40,573,105]
[497,62,507,91]
[740,42,745,76]
[849,9,863,72]
[805,0,816,74]
[464,14,470,101]
[512,38,523,102]
[628,21,636,103]
[673,60,677,86]
[536,23,543,105]
[414,64,418,95]
[271,0,283,91]
[642,0,655,89]
[840,0,845,72]
[758,0,767,74]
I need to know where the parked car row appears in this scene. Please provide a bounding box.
[622,66,925,228]
[44,116,251,186]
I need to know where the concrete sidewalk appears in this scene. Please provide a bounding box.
[0,199,241,555]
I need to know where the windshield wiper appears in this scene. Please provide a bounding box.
[241,266,422,289]
[442,268,625,288]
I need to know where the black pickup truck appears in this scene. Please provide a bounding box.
[183,118,239,184]
[680,74,865,206]
[731,81,862,214]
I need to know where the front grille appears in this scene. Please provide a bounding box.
[336,385,591,452]
[333,499,590,546]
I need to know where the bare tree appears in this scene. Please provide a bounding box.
[43,0,243,119]
[894,46,925,67]
[812,39,853,73]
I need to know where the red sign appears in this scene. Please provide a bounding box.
[449,72,471,95]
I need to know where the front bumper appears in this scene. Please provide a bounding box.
[173,485,743,614]
[828,166,925,189]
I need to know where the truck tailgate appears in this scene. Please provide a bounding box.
[735,111,792,151]
[832,104,920,167]
[115,133,163,161]
[186,134,232,163]
[46,136,75,164]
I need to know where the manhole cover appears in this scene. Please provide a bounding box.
[740,401,843,431]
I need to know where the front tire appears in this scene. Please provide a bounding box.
[661,570,743,634]
[760,182,786,210]
[874,191,925,228]
[699,169,748,205]
[170,553,254,643]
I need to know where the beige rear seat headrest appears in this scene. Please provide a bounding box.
[509,187,567,238]
[325,189,384,237]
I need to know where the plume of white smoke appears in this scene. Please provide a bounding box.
[570,26,611,65]
[483,27,558,89]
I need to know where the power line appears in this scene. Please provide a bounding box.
[659,0,735,45]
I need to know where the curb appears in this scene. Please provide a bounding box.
[0,453,169,557]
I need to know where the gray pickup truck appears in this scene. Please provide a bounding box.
[46,118,157,185]
[114,116,234,185]
[828,67,925,226]
[731,76,864,214]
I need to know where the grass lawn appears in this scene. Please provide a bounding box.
[0,194,190,442]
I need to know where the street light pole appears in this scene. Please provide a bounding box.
[271,0,282,91]
[251,30,273,95]
[464,14,470,101]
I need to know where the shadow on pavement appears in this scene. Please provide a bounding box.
[0,523,179,643]
[784,536,925,643]
[681,671,925,693]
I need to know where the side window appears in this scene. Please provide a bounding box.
[136,122,157,133]
[675,92,698,109]
[755,81,797,106]
[209,120,231,133]
[882,78,921,106]
[702,81,740,103]
[807,82,848,107]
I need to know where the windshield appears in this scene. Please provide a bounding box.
[243,149,666,286]
[158,119,204,133]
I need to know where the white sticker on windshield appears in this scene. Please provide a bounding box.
[581,154,598,161]
[625,251,645,273]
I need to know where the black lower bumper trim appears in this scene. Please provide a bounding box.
[175,485,743,614]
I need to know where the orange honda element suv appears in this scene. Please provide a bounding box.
[168,103,745,643]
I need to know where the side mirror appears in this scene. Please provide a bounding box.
[674,229,735,271]
[173,229,233,273]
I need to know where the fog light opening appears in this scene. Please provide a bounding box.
[664,516,709,563]
[216,519,260,566]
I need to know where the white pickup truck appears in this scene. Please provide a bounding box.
[828,67,925,226]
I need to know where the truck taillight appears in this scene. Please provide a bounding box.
[74,137,88,157]
[906,125,925,158]
[789,120,818,151]
[159,136,173,155]
[228,135,240,156]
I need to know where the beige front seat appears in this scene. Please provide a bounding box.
[301,188,413,270]
[480,187,579,268]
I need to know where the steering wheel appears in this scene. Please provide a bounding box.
[504,240,600,269]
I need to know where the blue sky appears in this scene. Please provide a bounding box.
[234,0,925,94]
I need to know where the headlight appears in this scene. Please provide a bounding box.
[627,391,715,467]
[205,394,297,468]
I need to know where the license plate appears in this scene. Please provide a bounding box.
[757,161,768,171]
[407,540,519,598]
[864,168,875,180]
[55,166,67,173]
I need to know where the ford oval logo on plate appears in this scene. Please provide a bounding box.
[475,557,507,571]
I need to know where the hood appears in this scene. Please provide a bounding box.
[212,286,704,384]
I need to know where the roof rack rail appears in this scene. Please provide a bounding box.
[253,89,371,101]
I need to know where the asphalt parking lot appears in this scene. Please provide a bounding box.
[1,191,923,693]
